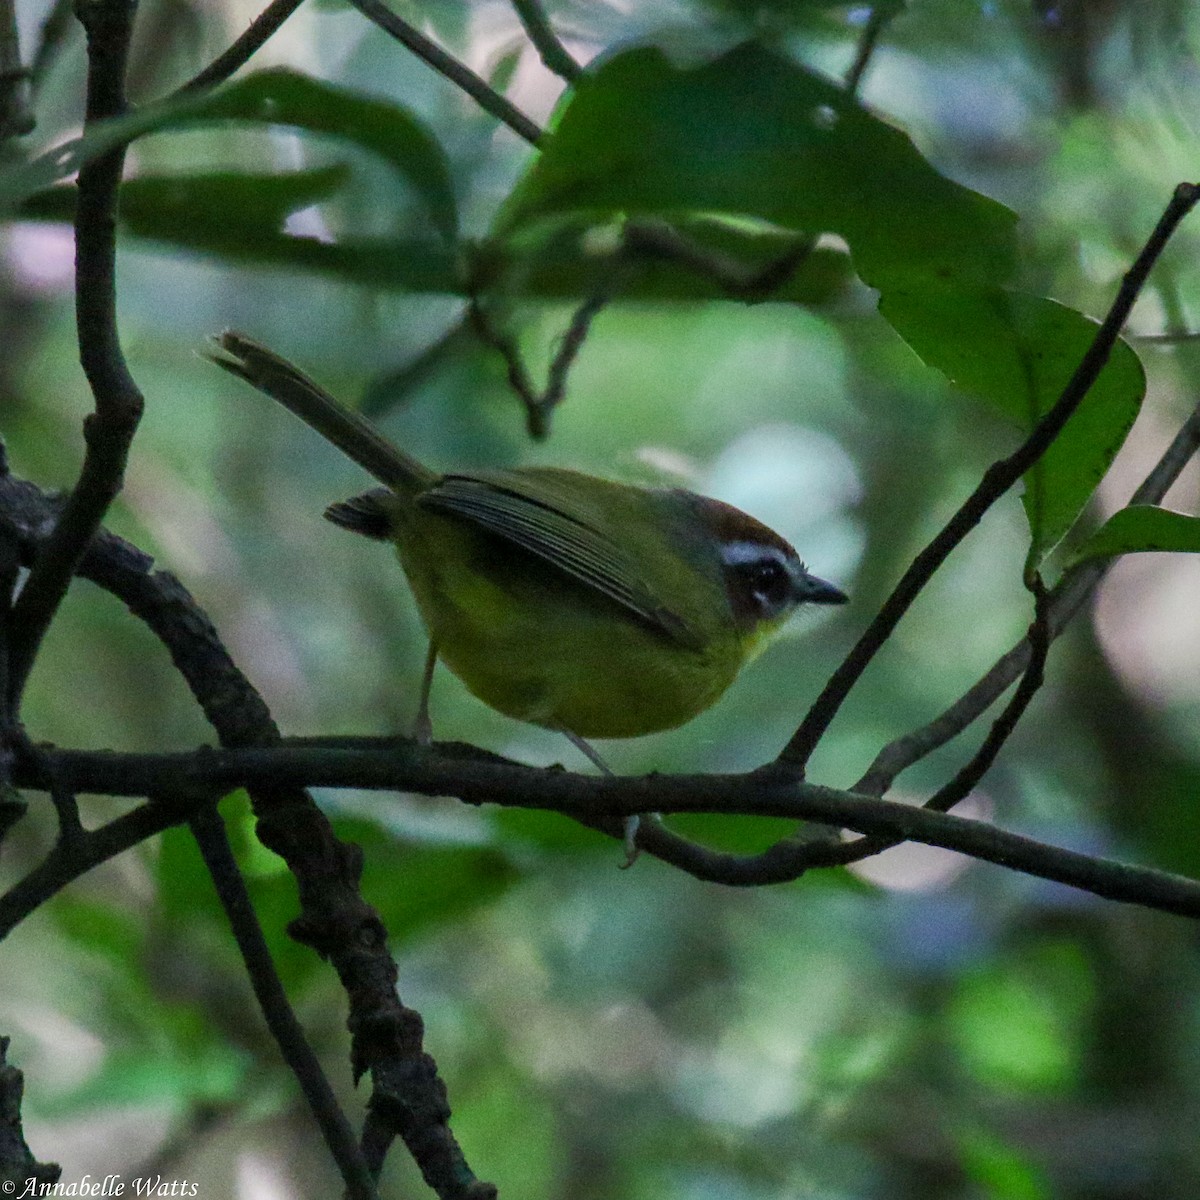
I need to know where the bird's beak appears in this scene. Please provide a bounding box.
[794,570,849,607]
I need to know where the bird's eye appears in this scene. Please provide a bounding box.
[720,540,802,623]
[744,558,791,608]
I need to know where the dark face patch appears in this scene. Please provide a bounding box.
[682,493,847,625]
[722,541,803,624]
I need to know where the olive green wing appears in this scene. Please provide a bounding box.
[417,472,704,649]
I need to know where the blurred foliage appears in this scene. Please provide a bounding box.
[3,0,1200,1198]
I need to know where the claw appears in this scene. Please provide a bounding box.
[620,814,642,868]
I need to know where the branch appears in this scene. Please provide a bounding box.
[468,269,620,439]
[172,0,306,97]
[28,0,73,92]
[844,3,900,97]
[0,470,494,1199]
[0,791,199,939]
[858,395,1200,795]
[188,804,377,1200]
[0,0,33,140]
[781,181,1200,768]
[620,218,816,302]
[639,388,1200,885]
[804,574,1054,871]
[12,740,1200,919]
[511,0,581,83]
[345,0,544,146]
[7,0,144,710]
[0,1037,60,1188]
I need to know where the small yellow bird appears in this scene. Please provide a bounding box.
[209,332,846,851]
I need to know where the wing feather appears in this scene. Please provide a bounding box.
[417,473,702,649]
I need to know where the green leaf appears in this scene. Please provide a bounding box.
[880,283,1146,565]
[46,1044,249,1115]
[1070,504,1200,564]
[950,939,1095,1095]
[198,69,458,240]
[1,68,458,240]
[492,806,614,851]
[500,41,1017,290]
[957,1124,1051,1200]
[20,172,853,302]
[52,896,144,968]
[22,165,352,232]
[343,821,521,941]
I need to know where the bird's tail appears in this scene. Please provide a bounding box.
[206,331,435,495]
[324,489,395,540]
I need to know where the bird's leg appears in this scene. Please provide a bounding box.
[412,640,438,745]
[560,730,645,868]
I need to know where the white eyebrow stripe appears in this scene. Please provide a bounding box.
[720,540,791,568]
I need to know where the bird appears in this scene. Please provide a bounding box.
[208,331,847,858]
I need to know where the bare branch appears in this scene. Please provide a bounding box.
[468,270,620,439]
[10,739,1200,919]
[0,0,33,140]
[620,218,817,303]
[858,396,1200,795]
[781,181,1200,768]
[345,0,544,146]
[511,0,581,83]
[844,4,900,97]
[188,804,378,1200]
[0,470,494,1199]
[7,0,144,710]
[172,0,306,97]
[0,791,200,939]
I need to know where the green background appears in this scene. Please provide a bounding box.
[4,0,1200,1197]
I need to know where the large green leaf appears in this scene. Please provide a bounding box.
[880,283,1146,566]
[22,172,853,301]
[1070,504,1200,565]
[500,41,1017,290]
[1,68,458,240]
[341,819,521,942]
[23,164,352,232]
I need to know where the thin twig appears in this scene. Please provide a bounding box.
[28,0,74,91]
[621,218,816,302]
[781,181,1200,769]
[856,396,1200,795]
[7,0,145,709]
[929,574,1051,812]
[469,272,620,439]
[466,294,539,410]
[345,0,544,146]
[172,0,306,97]
[0,0,33,139]
[807,574,1055,871]
[0,791,200,939]
[844,4,899,97]
[188,804,378,1200]
[510,0,581,82]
